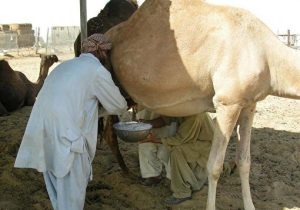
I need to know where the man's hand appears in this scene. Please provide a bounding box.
[139,132,162,144]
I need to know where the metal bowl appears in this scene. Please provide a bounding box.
[113,121,152,143]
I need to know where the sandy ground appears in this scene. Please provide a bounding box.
[0,53,299,210]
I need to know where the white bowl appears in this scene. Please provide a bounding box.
[113,121,152,143]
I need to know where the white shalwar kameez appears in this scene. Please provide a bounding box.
[14,53,127,210]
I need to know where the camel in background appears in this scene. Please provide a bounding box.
[105,0,300,209]
[0,54,58,116]
[74,0,137,57]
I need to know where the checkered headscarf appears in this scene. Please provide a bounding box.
[81,33,112,54]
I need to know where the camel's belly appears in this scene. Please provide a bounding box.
[0,82,26,111]
[146,98,215,117]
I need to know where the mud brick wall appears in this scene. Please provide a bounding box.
[50,26,80,46]
[0,31,18,50]
[9,24,35,48]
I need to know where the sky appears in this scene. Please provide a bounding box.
[1,0,300,38]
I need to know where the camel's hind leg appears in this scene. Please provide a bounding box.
[206,103,242,210]
[236,104,256,210]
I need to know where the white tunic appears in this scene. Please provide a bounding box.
[14,53,127,178]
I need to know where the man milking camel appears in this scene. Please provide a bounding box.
[14,34,127,210]
[139,111,234,206]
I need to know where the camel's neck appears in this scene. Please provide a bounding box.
[33,64,50,96]
[267,38,300,99]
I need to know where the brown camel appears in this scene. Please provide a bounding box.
[74,0,138,57]
[0,54,58,116]
[105,0,300,209]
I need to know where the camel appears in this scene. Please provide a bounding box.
[74,0,138,57]
[104,0,300,209]
[0,54,58,116]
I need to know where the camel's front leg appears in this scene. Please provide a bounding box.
[206,103,242,210]
[236,104,256,210]
[104,115,129,173]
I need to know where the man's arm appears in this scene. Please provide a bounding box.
[93,69,128,115]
